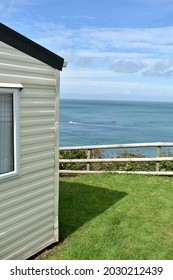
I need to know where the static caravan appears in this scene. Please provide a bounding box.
[0,23,65,259]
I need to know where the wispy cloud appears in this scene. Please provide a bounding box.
[143,55,173,77]
[60,67,173,100]
[0,0,39,13]
[0,0,17,14]
[1,1,173,100]
[110,60,145,74]
[2,13,173,99]
[33,23,173,78]
[59,15,95,20]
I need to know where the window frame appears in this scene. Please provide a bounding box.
[0,86,21,180]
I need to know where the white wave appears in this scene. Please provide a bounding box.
[68,120,117,127]
[69,121,80,124]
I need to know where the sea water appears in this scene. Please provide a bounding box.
[59,99,173,156]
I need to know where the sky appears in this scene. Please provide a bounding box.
[1,0,173,101]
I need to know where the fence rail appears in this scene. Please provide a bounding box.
[59,142,173,175]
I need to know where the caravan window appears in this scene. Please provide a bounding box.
[0,88,20,179]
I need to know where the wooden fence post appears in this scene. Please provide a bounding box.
[87,149,91,171]
[156,146,161,171]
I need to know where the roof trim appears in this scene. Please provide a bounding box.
[0,83,23,89]
[0,23,64,71]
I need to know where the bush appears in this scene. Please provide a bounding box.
[59,148,104,171]
[103,151,156,172]
[60,150,86,171]
[159,150,173,171]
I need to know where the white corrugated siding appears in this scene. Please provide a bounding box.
[0,42,59,259]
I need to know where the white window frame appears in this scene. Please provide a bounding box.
[0,85,22,180]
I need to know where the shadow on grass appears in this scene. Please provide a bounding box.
[59,180,127,242]
[30,180,127,259]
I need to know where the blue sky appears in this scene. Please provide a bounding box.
[1,0,173,101]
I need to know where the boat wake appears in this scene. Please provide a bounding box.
[69,121,80,125]
[68,120,117,128]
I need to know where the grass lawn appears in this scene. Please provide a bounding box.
[35,173,173,260]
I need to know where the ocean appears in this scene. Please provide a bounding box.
[59,99,173,156]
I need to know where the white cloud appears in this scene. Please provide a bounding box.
[59,15,95,20]
[31,23,173,78]
[2,16,173,99]
[110,60,144,74]
[0,0,40,13]
[143,55,173,76]
[0,0,17,14]
[60,64,173,101]
[75,56,93,67]
[57,26,173,53]
[62,73,170,90]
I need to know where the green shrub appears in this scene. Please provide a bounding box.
[59,148,104,171]
[159,149,173,171]
[103,151,156,172]
[60,150,86,171]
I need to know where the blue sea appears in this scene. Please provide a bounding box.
[59,99,173,156]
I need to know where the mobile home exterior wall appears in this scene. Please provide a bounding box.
[0,42,60,259]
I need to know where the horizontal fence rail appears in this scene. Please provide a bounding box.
[60,142,173,150]
[60,157,173,163]
[59,142,173,175]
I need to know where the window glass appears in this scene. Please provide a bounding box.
[0,93,14,175]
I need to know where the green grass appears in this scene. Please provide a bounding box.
[36,173,173,260]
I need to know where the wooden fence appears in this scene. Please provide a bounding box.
[59,142,173,175]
